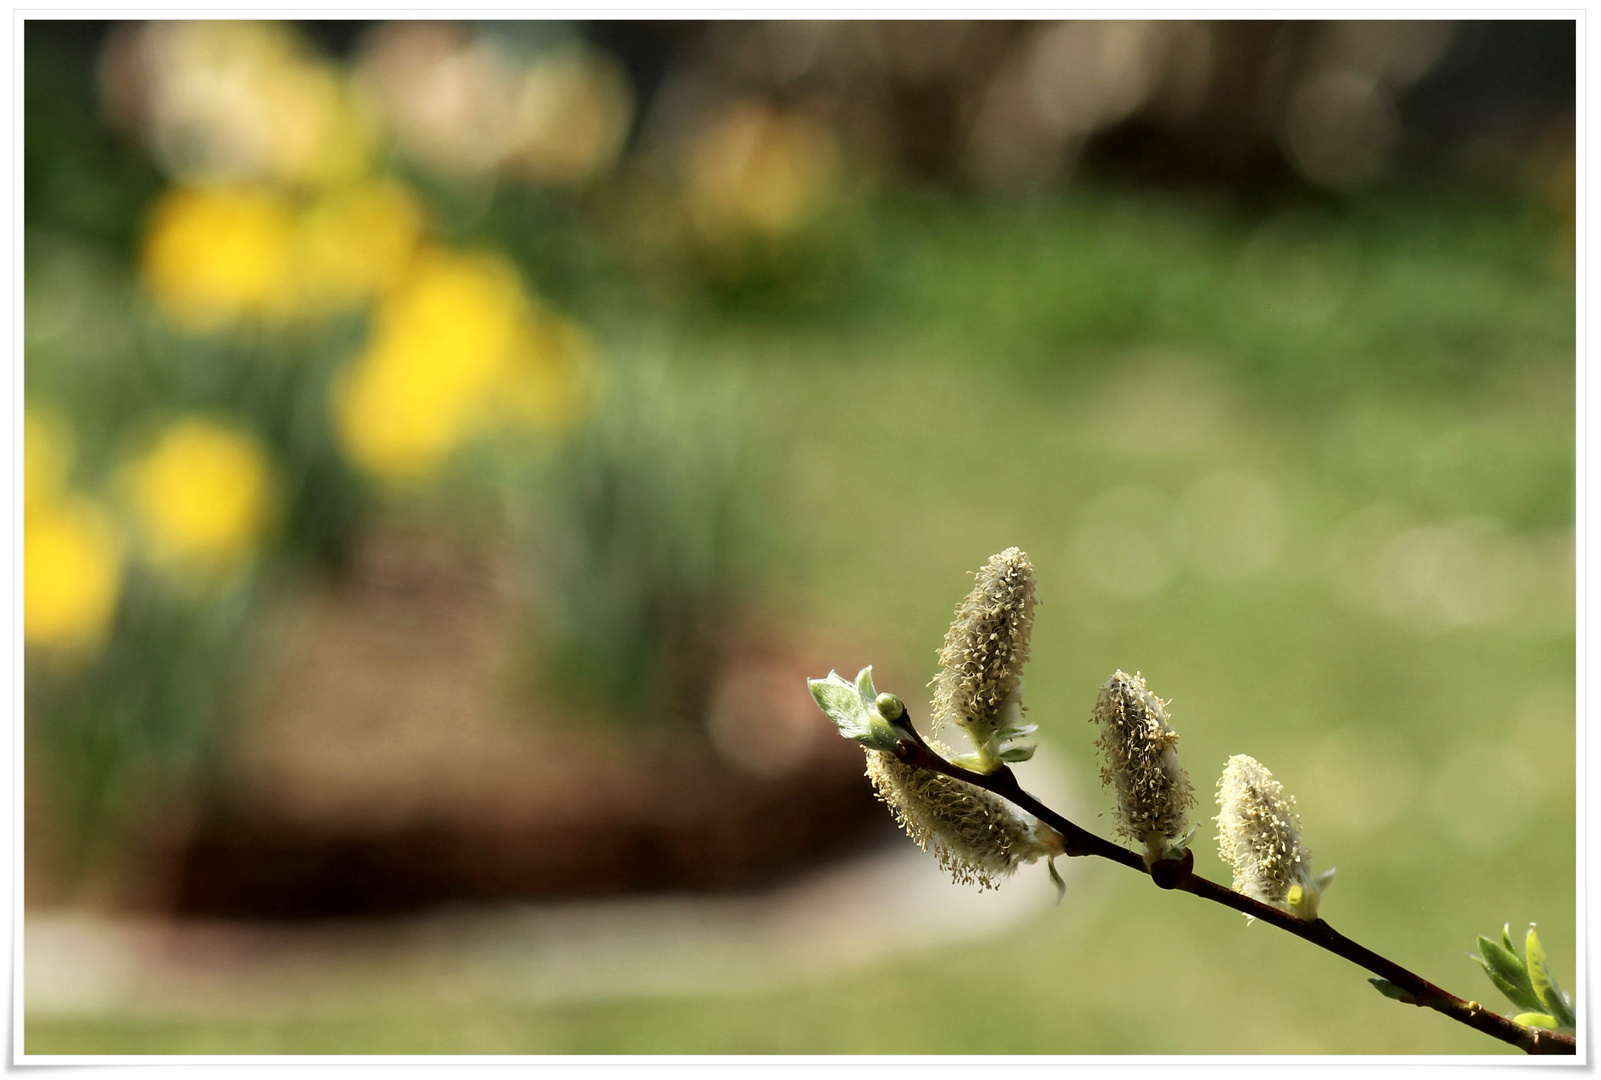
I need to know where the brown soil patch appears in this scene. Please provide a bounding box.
[170,526,893,919]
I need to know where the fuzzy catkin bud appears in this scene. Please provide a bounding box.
[1091,670,1194,865]
[931,548,1036,749]
[864,745,1063,890]
[1215,754,1328,920]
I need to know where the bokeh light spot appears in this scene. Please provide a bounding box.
[1069,484,1186,597]
[1181,470,1285,582]
[1297,727,1418,836]
[1429,743,1538,852]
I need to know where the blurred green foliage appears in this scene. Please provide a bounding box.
[864,189,1572,408]
[508,360,770,725]
[24,25,162,250]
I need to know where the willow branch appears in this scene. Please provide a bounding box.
[886,710,1576,1057]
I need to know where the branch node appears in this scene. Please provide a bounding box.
[1149,847,1194,890]
[893,740,928,768]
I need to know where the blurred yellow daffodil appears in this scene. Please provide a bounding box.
[295,178,426,314]
[141,185,297,332]
[124,417,275,577]
[26,495,122,653]
[143,177,431,331]
[334,246,588,483]
[334,346,480,485]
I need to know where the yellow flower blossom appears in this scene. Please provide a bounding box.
[124,417,275,576]
[26,495,122,652]
[143,178,427,330]
[370,247,532,374]
[334,246,587,483]
[333,347,477,484]
[295,179,426,314]
[140,186,297,332]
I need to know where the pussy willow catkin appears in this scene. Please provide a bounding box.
[1091,670,1194,865]
[931,547,1036,743]
[1215,754,1325,919]
[865,744,1062,890]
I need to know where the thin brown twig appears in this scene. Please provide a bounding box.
[886,709,1577,1057]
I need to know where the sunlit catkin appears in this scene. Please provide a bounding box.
[1091,670,1194,865]
[1215,754,1330,920]
[864,746,1063,890]
[931,547,1036,764]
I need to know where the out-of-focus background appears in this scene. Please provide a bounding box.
[23,19,1573,1055]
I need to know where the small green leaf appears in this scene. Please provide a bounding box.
[1513,1012,1561,1030]
[1502,922,1517,955]
[1368,978,1418,1005]
[855,666,878,704]
[996,724,1038,739]
[808,668,901,752]
[1524,926,1575,1028]
[1478,938,1536,996]
[809,671,872,737]
[1472,942,1544,1014]
[998,745,1036,763]
[1471,956,1543,1014]
[1524,927,1555,1012]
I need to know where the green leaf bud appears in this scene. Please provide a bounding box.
[1471,924,1574,1029]
[1046,856,1067,904]
[1475,936,1542,1013]
[1368,977,1419,1005]
[1513,1012,1561,1030]
[807,666,903,753]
